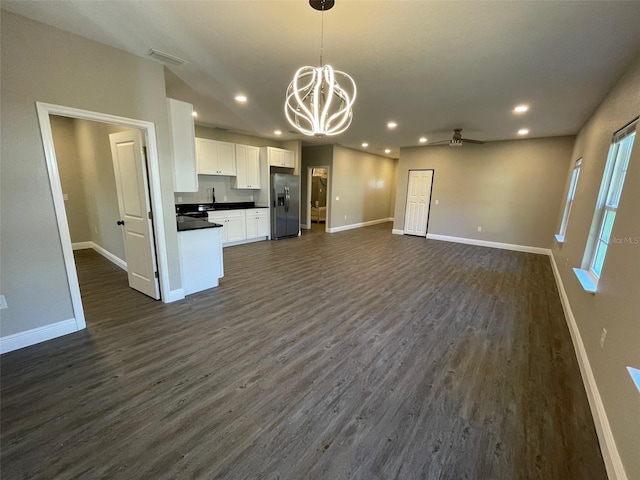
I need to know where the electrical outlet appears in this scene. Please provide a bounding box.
[565,257,569,267]
[63,193,69,201]
[344,214,347,219]
[0,295,7,310]
[477,226,482,232]
[600,328,607,348]
[435,199,439,205]
[224,195,228,201]
[177,196,183,202]
[94,227,98,234]
[250,194,254,201]
[336,196,340,201]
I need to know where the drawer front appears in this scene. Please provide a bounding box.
[246,209,268,217]
[208,210,245,221]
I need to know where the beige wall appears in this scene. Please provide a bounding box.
[51,116,131,260]
[0,11,180,337]
[331,146,397,229]
[394,137,575,248]
[51,116,92,244]
[74,119,133,260]
[551,54,640,479]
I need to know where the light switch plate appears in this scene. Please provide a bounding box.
[63,193,69,201]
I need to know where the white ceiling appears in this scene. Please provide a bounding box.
[4,1,640,157]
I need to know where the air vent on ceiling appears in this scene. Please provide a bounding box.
[147,49,186,67]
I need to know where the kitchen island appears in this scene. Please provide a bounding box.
[177,215,224,295]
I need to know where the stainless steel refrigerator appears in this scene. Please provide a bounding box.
[271,173,300,239]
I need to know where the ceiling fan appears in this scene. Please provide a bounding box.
[430,129,485,147]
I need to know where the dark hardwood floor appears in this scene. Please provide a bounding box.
[1,223,606,479]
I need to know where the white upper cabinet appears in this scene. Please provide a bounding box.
[262,146,295,168]
[232,144,261,189]
[196,138,237,176]
[282,149,295,168]
[167,98,197,192]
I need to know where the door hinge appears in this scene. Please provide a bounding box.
[142,146,148,158]
[154,271,159,279]
[148,211,153,220]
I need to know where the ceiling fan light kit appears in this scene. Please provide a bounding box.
[285,0,356,138]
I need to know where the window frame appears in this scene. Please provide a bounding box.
[555,157,582,243]
[574,118,637,292]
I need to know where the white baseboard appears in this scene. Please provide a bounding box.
[165,289,185,303]
[549,254,627,480]
[328,217,393,233]
[392,229,404,235]
[72,241,127,271]
[92,243,127,271]
[223,236,269,248]
[72,241,93,250]
[426,233,552,256]
[0,318,79,354]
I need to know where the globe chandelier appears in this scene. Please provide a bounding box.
[285,0,356,138]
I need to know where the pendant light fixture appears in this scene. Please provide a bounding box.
[285,0,356,138]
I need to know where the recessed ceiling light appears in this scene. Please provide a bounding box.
[274,130,282,135]
[384,149,391,154]
[518,129,529,135]
[191,111,198,117]
[387,121,398,129]
[362,142,369,147]
[514,105,529,113]
[419,137,427,143]
[235,94,247,103]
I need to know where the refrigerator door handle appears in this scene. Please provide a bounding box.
[285,186,290,212]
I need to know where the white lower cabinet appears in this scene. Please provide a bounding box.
[225,213,246,243]
[246,209,269,239]
[208,210,246,244]
[208,208,270,246]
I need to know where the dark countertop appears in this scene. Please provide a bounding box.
[176,202,267,215]
[176,215,223,232]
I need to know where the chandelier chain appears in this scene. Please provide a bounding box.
[320,7,324,67]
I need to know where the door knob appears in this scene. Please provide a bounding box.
[117,220,125,225]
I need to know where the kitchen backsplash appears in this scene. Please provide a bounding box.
[175,175,256,204]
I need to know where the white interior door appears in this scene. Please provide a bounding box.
[109,130,160,299]
[404,170,433,236]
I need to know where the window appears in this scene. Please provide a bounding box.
[555,158,582,243]
[574,118,637,292]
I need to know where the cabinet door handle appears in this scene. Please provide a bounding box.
[117,220,125,226]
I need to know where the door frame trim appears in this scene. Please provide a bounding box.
[36,102,171,331]
[305,166,331,231]
[403,169,435,237]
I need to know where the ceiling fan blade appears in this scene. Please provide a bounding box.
[427,140,450,145]
[461,138,485,144]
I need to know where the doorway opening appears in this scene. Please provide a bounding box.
[306,166,330,232]
[49,116,161,308]
[36,102,170,331]
[403,169,434,237]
